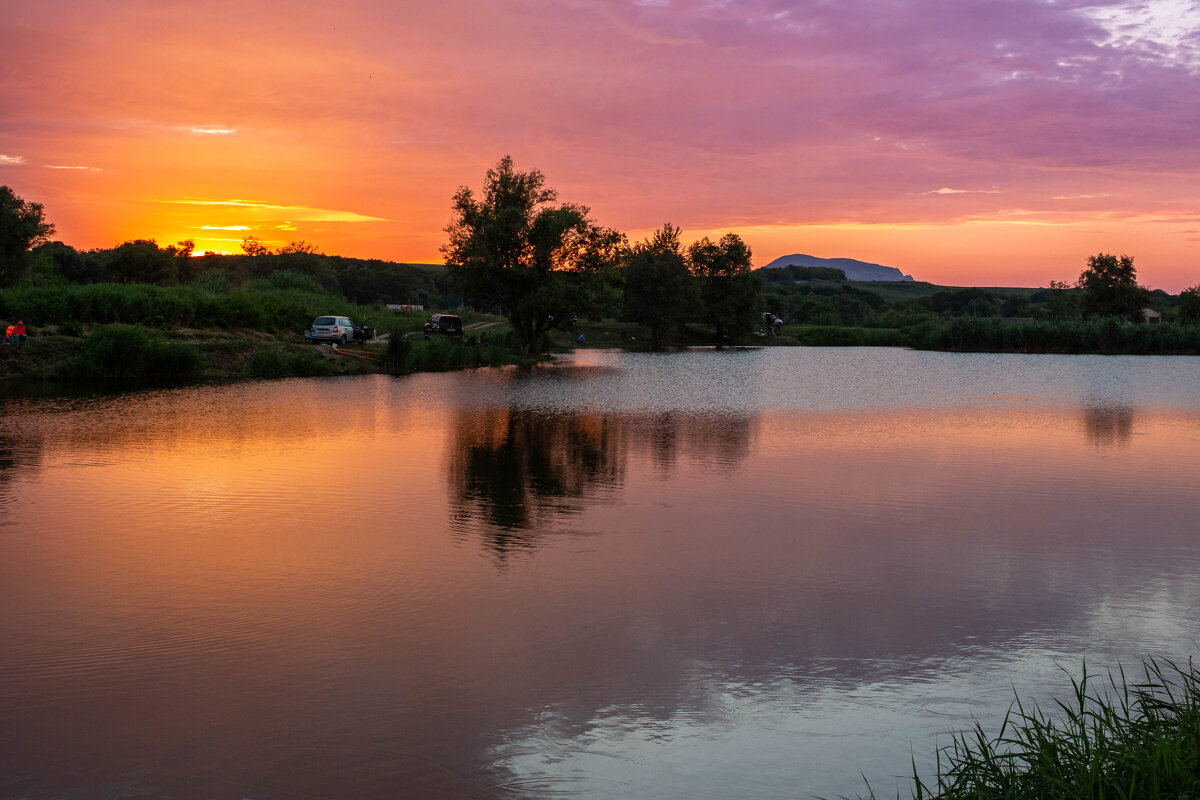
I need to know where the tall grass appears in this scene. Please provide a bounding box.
[787,325,911,347]
[908,317,1200,355]
[59,324,203,380]
[880,658,1200,800]
[0,282,377,332]
[403,333,523,372]
[384,329,413,375]
[249,345,343,379]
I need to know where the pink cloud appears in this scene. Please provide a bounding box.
[1,0,1197,287]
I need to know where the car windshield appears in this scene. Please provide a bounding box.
[314,317,336,325]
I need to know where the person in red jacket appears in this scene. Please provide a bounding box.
[14,320,26,346]
[4,325,12,345]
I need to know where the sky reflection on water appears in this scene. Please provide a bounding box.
[2,349,1200,799]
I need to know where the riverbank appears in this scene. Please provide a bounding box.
[0,322,527,386]
[881,657,1200,800]
[551,317,1200,354]
[7,308,1200,390]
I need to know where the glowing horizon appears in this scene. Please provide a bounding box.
[2,0,1199,290]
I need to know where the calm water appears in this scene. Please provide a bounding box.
[2,348,1200,799]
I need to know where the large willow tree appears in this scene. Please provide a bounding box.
[442,156,624,355]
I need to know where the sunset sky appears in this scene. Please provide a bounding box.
[2,0,1198,289]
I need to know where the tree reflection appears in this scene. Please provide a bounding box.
[448,408,626,557]
[447,407,756,560]
[1083,403,1135,447]
[0,399,43,508]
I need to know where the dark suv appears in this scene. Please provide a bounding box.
[423,313,464,339]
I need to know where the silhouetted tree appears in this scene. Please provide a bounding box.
[1045,279,1080,321]
[166,239,195,259]
[622,223,700,349]
[443,156,624,355]
[104,240,178,284]
[1077,253,1147,321]
[0,185,55,286]
[279,240,320,255]
[688,233,762,344]
[1179,285,1200,324]
[241,235,272,256]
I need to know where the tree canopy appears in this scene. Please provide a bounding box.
[0,185,56,287]
[442,156,624,354]
[622,223,700,349]
[1077,253,1147,321]
[688,233,762,344]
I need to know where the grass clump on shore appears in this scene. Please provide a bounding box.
[59,324,202,380]
[248,345,347,379]
[885,657,1200,800]
[404,333,524,372]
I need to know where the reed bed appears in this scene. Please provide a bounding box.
[908,317,1200,355]
[874,658,1200,800]
[0,282,378,332]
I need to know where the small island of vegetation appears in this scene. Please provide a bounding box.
[4,160,1200,388]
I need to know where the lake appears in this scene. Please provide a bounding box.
[3,347,1200,799]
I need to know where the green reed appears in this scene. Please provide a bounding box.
[907,317,1200,355]
[59,324,202,380]
[873,657,1200,800]
[0,282,378,332]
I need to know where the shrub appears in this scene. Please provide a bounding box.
[250,346,292,378]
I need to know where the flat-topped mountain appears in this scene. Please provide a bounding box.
[761,253,914,282]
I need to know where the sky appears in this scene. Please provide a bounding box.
[1,0,1198,289]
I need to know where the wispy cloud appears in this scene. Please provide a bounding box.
[0,155,26,166]
[44,164,103,171]
[1051,193,1112,200]
[196,224,252,230]
[159,198,386,223]
[923,187,1000,195]
[187,126,236,135]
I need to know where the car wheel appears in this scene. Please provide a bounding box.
[340,334,347,345]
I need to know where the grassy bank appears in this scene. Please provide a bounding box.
[875,658,1200,800]
[0,316,525,387]
[908,317,1200,355]
[0,281,531,385]
[554,317,1200,355]
[769,318,1200,354]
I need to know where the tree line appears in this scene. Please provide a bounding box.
[6,161,1200,352]
[442,156,762,354]
[0,190,447,308]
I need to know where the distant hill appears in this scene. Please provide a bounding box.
[761,253,914,282]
